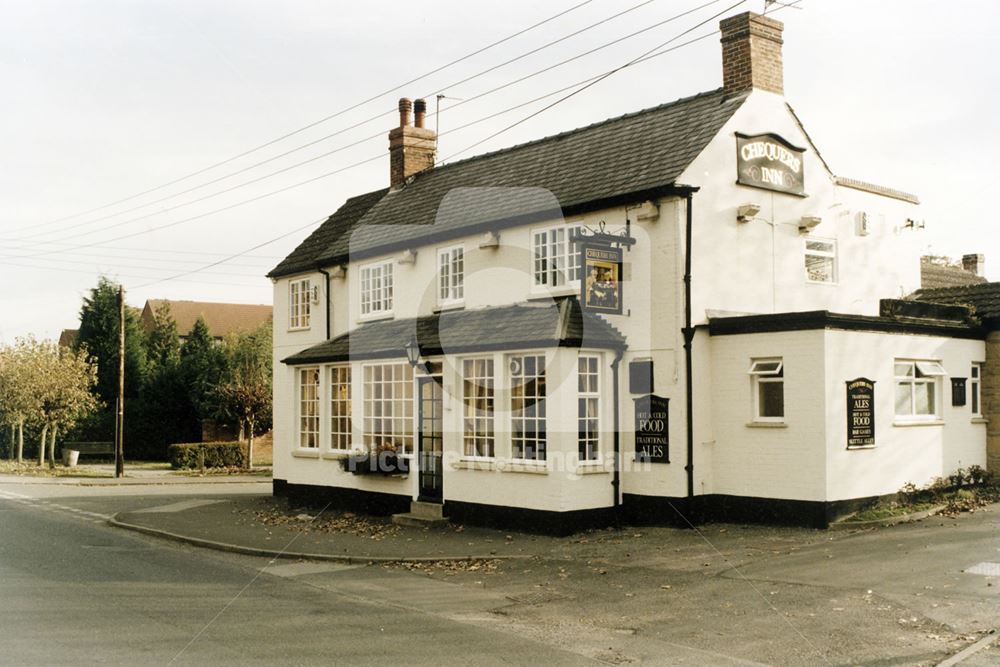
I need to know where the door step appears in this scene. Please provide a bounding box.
[392,500,449,528]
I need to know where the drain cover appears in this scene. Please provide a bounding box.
[965,562,1000,576]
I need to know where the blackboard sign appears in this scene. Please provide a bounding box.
[736,132,806,196]
[581,245,623,314]
[846,378,875,448]
[952,378,967,407]
[635,394,669,463]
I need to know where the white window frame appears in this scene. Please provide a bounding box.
[362,362,414,455]
[970,362,984,418]
[532,224,582,291]
[894,359,945,421]
[359,260,394,318]
[329,365,352,451]
[509,353,547,462]
[804,238,837,284]
[578,354,601,461]
[289,278,311,330]
[749,358,784,423]
[438,245,465,306]
[461,357,495,459]
[297,367,320,449]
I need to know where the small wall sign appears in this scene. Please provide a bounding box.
[581,244,623,314]
[635,394,669,463]
[846,378,875,448]
[951,378,967,407]
[736,132,806,196]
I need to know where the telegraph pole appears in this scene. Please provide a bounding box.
[114,284,125,478]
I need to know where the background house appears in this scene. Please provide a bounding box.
[140,299,272,341]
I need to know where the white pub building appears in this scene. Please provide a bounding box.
[269,12,987,533]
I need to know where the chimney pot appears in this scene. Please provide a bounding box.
[398,98,413,127]
[719,12,784,96]
[414,98,427,129]
[962,253,985,277]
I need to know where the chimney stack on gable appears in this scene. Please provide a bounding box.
[720,12,784,96]
[389,97,437,190]
[962,253,986,277]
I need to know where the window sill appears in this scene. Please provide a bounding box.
[574,464,610,475]
[746,421,788,428]
[805,280,838,286]
[453,459,495,471]
[499,460,549,474]
[893,419,945,427]
[972,417,988,424]
[358,312,394,324]
[321,451,350,461]
[435,301,465,313]
[287,326,311,333]
[292,449,320,458]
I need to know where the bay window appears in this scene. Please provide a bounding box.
[510,354,547,461]
[462,358,494,458]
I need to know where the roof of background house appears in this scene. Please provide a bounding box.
[58,329,79,349]
[914,283,1000,323]
[141,300,272,339]
[269,88,748,278]
[282,298,625,365]
[919,257,988,290]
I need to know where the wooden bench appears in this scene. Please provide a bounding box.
[63,441,114,459]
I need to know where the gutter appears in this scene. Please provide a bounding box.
[681,189,698,513]
[611,347,624,527]
[317,267,331,340]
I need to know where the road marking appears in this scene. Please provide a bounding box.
[0,490,111,522]
[132,499,225,514]
[965,562,1000,577]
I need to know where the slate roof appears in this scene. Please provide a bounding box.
[919,257,988,290]
[269,88,746,278]
[914,283,1000,323]
[282,298,626,365]
[141,299,272,339]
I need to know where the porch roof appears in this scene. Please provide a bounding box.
[282,298,626,365]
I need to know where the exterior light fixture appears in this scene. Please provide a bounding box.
[798,215,822,234]
[404,335,421,369]
[736,203,760,223]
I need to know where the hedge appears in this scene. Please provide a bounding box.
[168,441,246,470]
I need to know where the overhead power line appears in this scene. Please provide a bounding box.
[3,0,598,237]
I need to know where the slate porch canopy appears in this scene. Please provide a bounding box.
[282,298,626,365]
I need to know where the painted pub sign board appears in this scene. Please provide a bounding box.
[634,394,669,463]
[846,378,875,449]
[581,244,623,314]
[736,132,806,196]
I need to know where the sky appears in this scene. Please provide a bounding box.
[1,0,998,343]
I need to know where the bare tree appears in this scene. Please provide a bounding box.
[216,324,272,469]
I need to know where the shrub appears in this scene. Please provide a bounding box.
[966,464,994,487]
[168,441,246,470]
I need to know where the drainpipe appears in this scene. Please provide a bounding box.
[611,347,624,527]
[317,267,331,340]
[682,191,696,516]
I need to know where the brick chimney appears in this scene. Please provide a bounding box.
[389,97,437,190]
[962,253,985,277]
[719,12,784,96]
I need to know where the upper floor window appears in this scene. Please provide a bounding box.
[510,354,547,461]
[894,360,945,420]
[289,279,311,329]
[970,362,983,417]
[360,261,393,317]
[438,245,465,305]
[533,225,581,289]
[805,239,837,283]
[749,358,784,422]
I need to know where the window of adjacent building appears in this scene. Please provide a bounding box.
[298,367,320,448]
[970,362,984,417]
[532,225,582,288]
[894,360,946,419]
[363,363,413,454]
[749,358,784,422]
[578,355,600,461]
[438,245,465,305]
[462,358,494,458]
[804,239,837,283]
[510,354,547,461]
[329,366,351,450]
[360,261,393,317]
[289,279,311,329]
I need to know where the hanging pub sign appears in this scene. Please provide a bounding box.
[846,378,875,449]
[634,394,669,463]
[581,244,623,314]
[736,132,806,196]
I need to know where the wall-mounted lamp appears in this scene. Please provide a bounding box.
[404,335,424,370]
[798,215,822,234]
[329,265,346,279]
[736,203,760,223]
[479,230,500,249]
[397,249,417,265]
